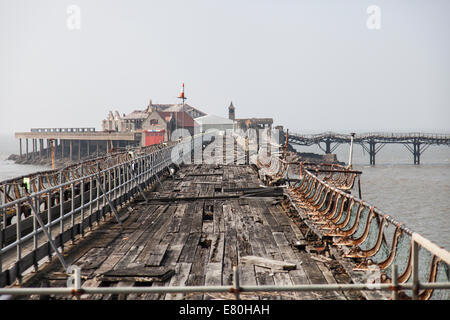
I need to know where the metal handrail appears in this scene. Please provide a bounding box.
[0,264,449,300]
[0,136,205,287]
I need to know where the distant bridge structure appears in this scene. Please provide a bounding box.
[286,132,450,165]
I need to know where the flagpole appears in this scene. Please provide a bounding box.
[178,82,187,139]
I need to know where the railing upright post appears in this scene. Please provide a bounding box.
[81,179,85,238]
[412,239,420,300]
[59,173,64,253]
[233,265,240,300]
[15,203,21,281]
[33,179,40,271]
[89,176,93,231]
[102,169,106,219]
[96,172,100,221]
[391,264,399,300]
[47,191,52,260]
[71,183,75,244]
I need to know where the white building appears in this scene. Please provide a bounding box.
[194,114,235,134]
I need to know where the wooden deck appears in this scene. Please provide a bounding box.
[18,164,364,300]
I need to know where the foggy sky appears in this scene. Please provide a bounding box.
[1,0,449,136]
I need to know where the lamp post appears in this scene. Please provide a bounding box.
[348,132,356,169]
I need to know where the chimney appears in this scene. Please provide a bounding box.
[147,99,153,112]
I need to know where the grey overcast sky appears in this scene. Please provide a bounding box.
[0,0,449,135]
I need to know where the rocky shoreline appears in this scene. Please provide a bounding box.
[7,154,79,169]
[284,143,345,166]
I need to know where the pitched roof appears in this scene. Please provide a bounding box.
[158,111,197,127]
[195,114,234,125]
[120,102,206,121]
[122,110,148,120]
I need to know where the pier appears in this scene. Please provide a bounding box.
[0,132,449,300]
[287,132,450,165]
[14,128,140,163]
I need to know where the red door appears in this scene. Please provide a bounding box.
[144,130,165,146]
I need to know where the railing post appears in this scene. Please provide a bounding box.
[71,183,75,244]
[232,265,240,300]
[391,264,399,300]
[89,176,93,231]
[47,191,52,260]
[412,239,419,300]
[59,173,64,253]
[81,179,85,238]
[67,265,81,299]
[15,203,21,283]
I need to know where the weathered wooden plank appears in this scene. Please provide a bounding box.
[146,242,170,266]
[133,207,176,265]
[204,262,222,289]
[80,277,103,300]
[165,262,192,300]
[259,225,284,261]
[315,262,346,300]
[294,251,329,286]
[209,232,224,263]
[190,201,204,234]
[233,202,253,259]
[178,233,201,263]
[114,244,144,270]
[272,272,294,300]
[167,204,187,233]
[178,202,195,234]
[185,237,210,300]
[222,204,237,286]
[213,201,225,233]
[255,265,274,286]
[287,267,316,300]
[268,205,292,227]
[271,232,299,263]
[163,233,189,266]
[240,256,296,271]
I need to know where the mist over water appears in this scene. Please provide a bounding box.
[0,134,50,181]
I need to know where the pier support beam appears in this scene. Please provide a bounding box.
[70,140,73,161]
[325,139,331,154]
[32,138,36,160]
[404,141,430,165]
[39,139,43,158]
[360,141,386,166]
[413,142,420,165]
[369,141,375,165]
[19,138,22,158]
[26,139,29,160]
[78,140,81,162]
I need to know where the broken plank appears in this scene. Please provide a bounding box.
[240,256,296,271]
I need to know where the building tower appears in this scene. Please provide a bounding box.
[228,101,235,120]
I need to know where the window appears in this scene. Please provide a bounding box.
[150,119,158,125]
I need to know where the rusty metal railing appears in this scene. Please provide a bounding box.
[285,165,450,300]
[247,133,449,300]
